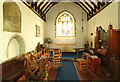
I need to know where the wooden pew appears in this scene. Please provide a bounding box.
[23,50,51,80]
[2,57,24,81]
[1,49,51,81]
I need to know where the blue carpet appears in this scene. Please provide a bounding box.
[62,52,76,58]
[55,61,79,80]
[50,51,84,58]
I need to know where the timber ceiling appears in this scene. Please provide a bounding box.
[22,0,113,21]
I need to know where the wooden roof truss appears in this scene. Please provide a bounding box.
[22,0,113,21]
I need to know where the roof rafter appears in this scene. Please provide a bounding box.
[83,0,94,11]
[38,1,44,9]
[22,0,113,21]
[74,2,88,14]
[89,0,99,10]
[83,0,95,16]
[40,0,50,11]
[102,0,105,6]
[79,1,91,13]
[44,2,58,15]
[42,2,53,14]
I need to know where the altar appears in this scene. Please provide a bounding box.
[55,43,76,52]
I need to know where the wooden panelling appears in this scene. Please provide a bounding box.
[88,58,101,74]
[0,64,2,81]
[95,27,100,54]
[111,30,120,59]
[2,59,24,80]
[107,25,120,67]
[95,24,120,71]
[110,57,120,80]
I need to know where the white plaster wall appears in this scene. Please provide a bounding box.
[0,2,2,81]
[1,1,45,62]
[0,2,3,63]
[118,1,120,29]
[8,39,19,59]
[88,2,119,48]
[46,2,88,51]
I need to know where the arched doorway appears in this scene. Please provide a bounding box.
[7,34,25,59]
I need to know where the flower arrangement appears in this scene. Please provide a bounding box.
[44,37,52,44]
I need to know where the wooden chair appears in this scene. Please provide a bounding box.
[24,53,40,80]
[52,49,62,67]
[36,50,43,58]
[43,49,46,56]
[35,51,41,59]
[76,52,90,71]
[31,50,35,55]
[38,55,49,80]
[46,50,50,58]
[29,51,38,62]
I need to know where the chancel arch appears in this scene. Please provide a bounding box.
[7,34,25,59]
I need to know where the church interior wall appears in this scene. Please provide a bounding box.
[0,1,119,62]
[0,0,46,62]
[0,2,3,63]
[87,2,119,48]
[118,1,120,29]
[45,2,88,51]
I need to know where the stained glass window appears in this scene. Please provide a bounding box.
[56,12,75,37]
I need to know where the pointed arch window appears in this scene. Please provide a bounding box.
[56,11,75,37]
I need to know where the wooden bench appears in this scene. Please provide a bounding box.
[2,58,24,81]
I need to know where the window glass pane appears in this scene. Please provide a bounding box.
[56,12,74,37]
[65,16,67,21]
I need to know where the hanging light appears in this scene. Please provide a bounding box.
[82,13,83,32]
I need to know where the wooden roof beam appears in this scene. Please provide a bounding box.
[39,2,50,17]
[42,2,58,21]
[38,1,44,9]
[79,2,90,12]
[38,2,44,14]
[83,0,95,16]
[96,0,104,9]
[43,2,53,14]
[89,0,99,10]
[44,2,58,15]
[102,0,105,6]
[35,2,37,11]
[31,2,34,8]
[40,0,50,11]
[83,0,94,11]
[79,1,92,16]
[74,2,88,14]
